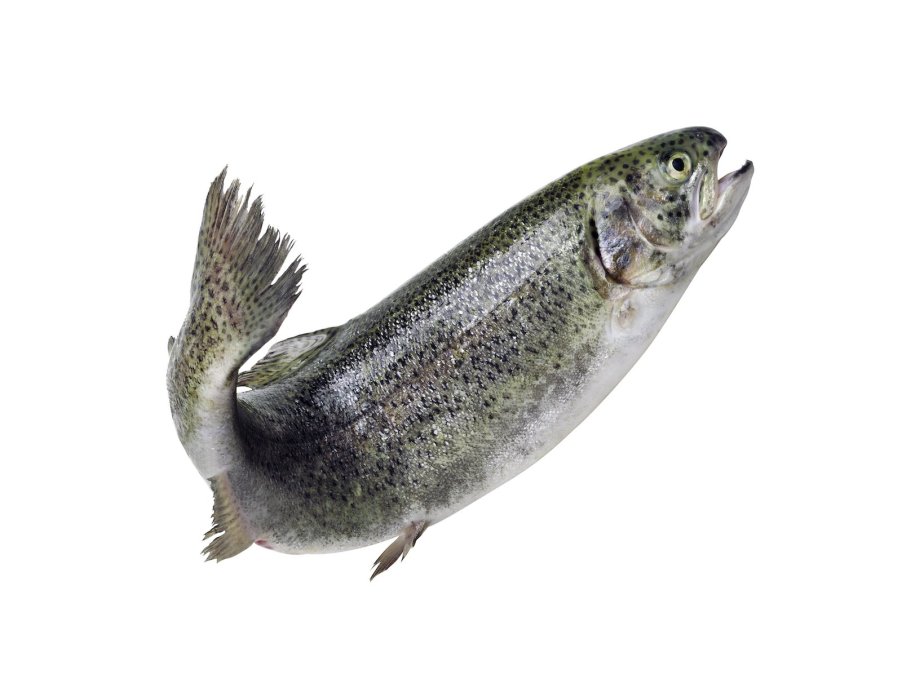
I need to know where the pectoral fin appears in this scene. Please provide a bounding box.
[370,521,429,580]
[238,327,338,388]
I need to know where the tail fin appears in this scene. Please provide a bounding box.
[167,168,305,479]
[189,168,306,358]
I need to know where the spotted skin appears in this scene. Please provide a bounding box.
[167,175,304,474]
[167,127,753,570]
[234,165,604,550]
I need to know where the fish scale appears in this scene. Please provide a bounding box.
[166,127,753,575]
[236,171,601,540]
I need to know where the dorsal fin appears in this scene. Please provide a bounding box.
[238,327,338,388]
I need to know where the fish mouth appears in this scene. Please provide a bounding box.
[690,158,754,233]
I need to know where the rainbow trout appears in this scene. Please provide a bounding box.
[167,127,753,578]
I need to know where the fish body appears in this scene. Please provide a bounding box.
[167,127,753,573]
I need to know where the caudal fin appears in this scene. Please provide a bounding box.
[190,168,306,359]
[167,168,305,479]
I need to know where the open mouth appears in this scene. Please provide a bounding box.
[712,160,754,221]
[693,159,755,226]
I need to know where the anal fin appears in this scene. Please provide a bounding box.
[370,520,429,580]
[203,474,254,562]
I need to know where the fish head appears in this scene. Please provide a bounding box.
[587,126,753,288]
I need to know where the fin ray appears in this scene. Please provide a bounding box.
[370,521,428,580]
[189,167,307,361]
[202,474,254,562]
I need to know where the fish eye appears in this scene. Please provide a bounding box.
[664,151,692,181]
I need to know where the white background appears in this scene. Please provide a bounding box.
[2,2,899,677]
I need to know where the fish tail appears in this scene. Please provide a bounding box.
[167,168,305,479]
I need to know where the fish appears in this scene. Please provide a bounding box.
[166,126,753,578]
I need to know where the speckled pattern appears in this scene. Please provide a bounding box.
[168,127,753,563]
[167,172,304,448]
[235,164,604,550]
